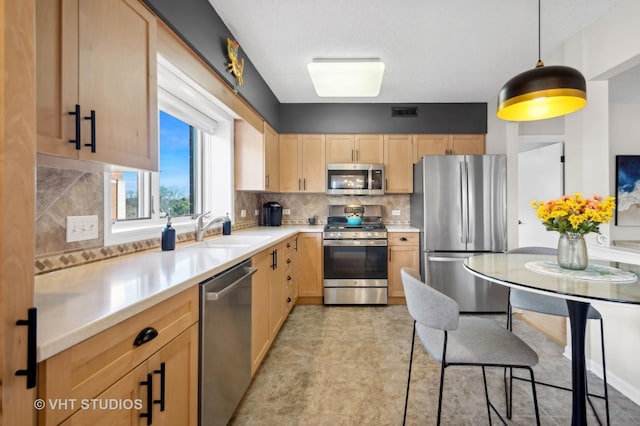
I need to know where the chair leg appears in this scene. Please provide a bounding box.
[482,366,493,425]
[403,321,416,426]
[437,363,445,426]
[437,332,449,426]
[599,318,610,426]
[505,302,513,419]
[527,367,541,426]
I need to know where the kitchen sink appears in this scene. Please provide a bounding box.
[198,234,272,248]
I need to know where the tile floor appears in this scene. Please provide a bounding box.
[230,305,640,425]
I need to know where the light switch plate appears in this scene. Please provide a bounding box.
[255,209,259,216]
[392,209,401,216]
[240,210,247,217]
[282,208,291,215]
[66,215,99,242]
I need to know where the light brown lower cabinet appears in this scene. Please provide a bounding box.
[37,287,199,426]
[387,232,420,302]
[297,232,323,301]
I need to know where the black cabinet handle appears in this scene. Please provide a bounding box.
[139,373,153,425]
[153,362,166,412]
[133,327,158,347]
[15,307,37,389]
[400,237,408,241]
[286,258,291,264]
[287,297,292,303]
[287,275,292,281]
[84,110,96,153]
[68,104,81,150]
[287,242,291,248]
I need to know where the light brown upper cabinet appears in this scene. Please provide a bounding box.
[36,0,158,170]
[384,135,414,193]
[325,134,384,163]
[235,121,280,191]
[413,134,485,162]
[279,134,326,192]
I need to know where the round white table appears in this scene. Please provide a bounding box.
[464,253,640,426]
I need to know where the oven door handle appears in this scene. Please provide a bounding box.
[323,239,388,247]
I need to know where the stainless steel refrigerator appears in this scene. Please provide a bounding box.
[410,155,508,312]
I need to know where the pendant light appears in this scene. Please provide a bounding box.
[496,0,587,121]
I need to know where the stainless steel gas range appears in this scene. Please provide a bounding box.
[323,205,388,305]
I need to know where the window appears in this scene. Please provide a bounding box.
[105,55,235,245]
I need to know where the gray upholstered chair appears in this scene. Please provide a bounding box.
[507,246,609,425]
[401,267,540,425]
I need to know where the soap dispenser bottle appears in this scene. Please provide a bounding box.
[161,216,176,251]
[223,213,232,235]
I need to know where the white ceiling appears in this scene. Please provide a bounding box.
[208,0,622,104]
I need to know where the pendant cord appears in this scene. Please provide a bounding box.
[536,0,544,67]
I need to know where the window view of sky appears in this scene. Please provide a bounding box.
[159,110,192,195]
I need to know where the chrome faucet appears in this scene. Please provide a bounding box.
[195,212,226,242]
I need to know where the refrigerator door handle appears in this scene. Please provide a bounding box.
[427,256,467,262]
[459,161,468,245]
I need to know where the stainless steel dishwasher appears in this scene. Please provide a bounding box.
[199,259,256,426]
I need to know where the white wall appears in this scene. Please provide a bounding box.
[560,0,640,405]
[486,0,640,405]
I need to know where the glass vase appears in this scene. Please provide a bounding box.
[557,232,588,270]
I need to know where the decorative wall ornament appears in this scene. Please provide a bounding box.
[226,38,245,92]
[616,155,640,226]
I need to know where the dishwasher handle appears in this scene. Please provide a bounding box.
[206,267,257,301]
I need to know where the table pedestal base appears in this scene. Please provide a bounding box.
[567,300,590,426]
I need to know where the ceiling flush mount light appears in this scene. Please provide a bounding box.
[307,59,385,97]
[497,0,587,121]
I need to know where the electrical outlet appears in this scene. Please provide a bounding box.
[282,208,291,215]
[240,210,247,218]
[66,215,99,242]
[255,209,259,216]
[392,209,401,216]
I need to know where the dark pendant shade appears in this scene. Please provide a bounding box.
[497,64,587,121]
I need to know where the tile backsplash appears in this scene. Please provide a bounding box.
[35,166,410,274]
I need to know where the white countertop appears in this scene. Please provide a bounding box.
[35,225,322,362]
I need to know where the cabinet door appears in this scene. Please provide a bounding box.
[384,135,413,193]
[77,0,158,170]
[355,134,384,163]
[251,249,271,375]
[301,134,326,192]
[450,134,486,155]
[413,134,448,161]
[278,134,301,192]
[269,246,285,339]
[388,235,420,299]
[298,233,323,297]
[151,325,199,426]
[36,0,80,158]
[264,122,280,191]
[60,362,147,426]
[325,134,355,163]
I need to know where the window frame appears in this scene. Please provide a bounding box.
[104,55,236,246]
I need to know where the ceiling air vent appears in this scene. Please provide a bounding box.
[391,106,418,118]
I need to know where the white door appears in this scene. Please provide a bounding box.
[518,142,564,247]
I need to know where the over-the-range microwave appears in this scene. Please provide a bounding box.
[326,163,385,196]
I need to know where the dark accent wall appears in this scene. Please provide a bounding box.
[278,103,487,134]
[143,0,281,127]
[143,0,488,135]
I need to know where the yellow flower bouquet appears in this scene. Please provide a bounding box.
[531,193,616,235]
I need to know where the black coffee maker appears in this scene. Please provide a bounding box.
[261,201,282,226]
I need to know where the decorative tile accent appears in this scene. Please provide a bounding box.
[34,166,409,275]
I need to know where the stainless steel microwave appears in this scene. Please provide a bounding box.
[326,163,385,195]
